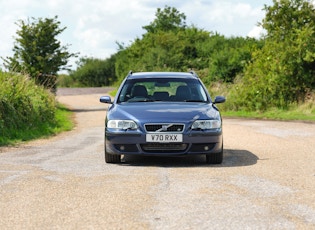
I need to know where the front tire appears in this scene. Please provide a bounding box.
[206,144,223,164]
[105,151,121,163]
[104,139,121,163]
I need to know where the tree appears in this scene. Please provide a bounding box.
[205,36,263,83]
[261,0,315,100]
[143,5,186,33]
[69,55,117,87]
[261,0,315,41]
[229,0,315,111]
[3,16,78,91]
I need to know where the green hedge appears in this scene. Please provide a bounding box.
[0,72,56,145]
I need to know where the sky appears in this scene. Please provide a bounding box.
[0,0,273,70]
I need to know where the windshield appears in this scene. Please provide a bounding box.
[117,78,209,103]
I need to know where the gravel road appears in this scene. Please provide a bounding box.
[0,88,315,229]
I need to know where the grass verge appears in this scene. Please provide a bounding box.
[221,103,315,122]
[209,82,315,122]
[0,103,74,146]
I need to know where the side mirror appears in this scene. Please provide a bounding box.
[214,96,226,104]
[100,96,112,104]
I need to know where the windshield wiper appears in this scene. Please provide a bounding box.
[185,100,206,102]
[128,98,155,102]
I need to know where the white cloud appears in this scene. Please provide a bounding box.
[0,0,273,70]
[180,1,268,37]
[248,25,265,38]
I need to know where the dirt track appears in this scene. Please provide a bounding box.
[0,88,315,229]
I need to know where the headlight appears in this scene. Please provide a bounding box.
[192,120,221,130]
[107,120,138,130]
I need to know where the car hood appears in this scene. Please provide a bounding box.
[108,102,220,123]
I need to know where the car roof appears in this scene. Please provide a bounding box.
[127,71,199,80]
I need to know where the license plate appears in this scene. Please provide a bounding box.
[146,133,183,143]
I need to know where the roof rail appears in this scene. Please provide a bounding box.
[127,70,133,78]
[189,70,199,78]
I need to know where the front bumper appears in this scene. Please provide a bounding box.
[105,129,223,156]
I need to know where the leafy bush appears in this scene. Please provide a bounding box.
[222,0,315,112]
[0,71,56,145]
[68,56,117,87]
[57,73,79,87]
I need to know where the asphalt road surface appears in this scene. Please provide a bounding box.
[1,88,315,229]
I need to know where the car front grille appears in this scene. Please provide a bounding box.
[140,143,188,153]
[145,123,184,132]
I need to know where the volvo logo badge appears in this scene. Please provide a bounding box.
[157,124,173,132]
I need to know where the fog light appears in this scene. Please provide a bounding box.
[204,146,209,151]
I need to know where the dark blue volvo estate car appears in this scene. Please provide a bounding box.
[100,71,225,164]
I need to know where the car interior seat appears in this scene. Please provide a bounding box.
[131,85,148,98]
[175,85,191,101]
[153,91,169,101]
